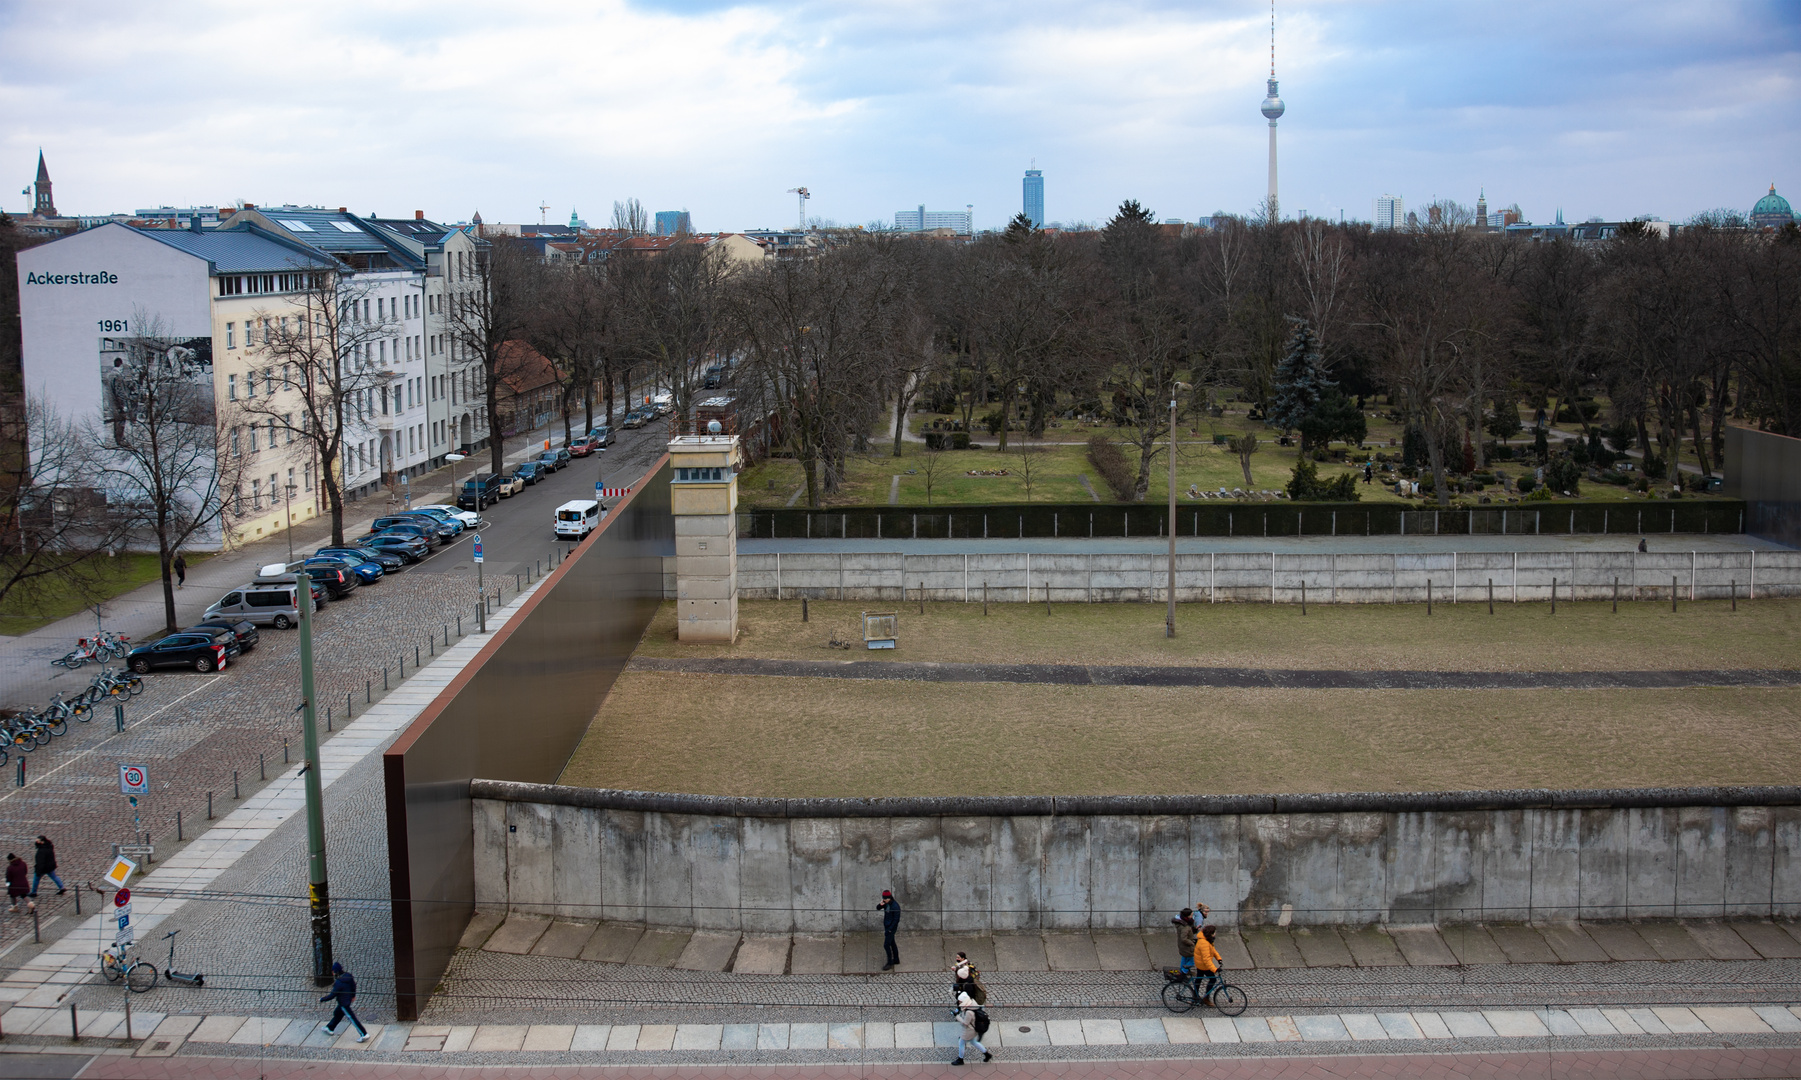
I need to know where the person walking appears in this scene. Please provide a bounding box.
[1172,909,1198,974]
[951,990,991,1066]
[877,890,901,970]
[173,552,187,588]
[5,854,29,913]
[953,953,987,1005]
[30,836,62,897]
[1638,538,1648,554]
[319,961,369,1042]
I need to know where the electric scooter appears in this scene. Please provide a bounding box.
[162,930,204,986]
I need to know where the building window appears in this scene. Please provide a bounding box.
[226,322,236,348]
[251,479,262,510]
[248,426,258,453]
[285,414,294,444]
[287,467,295,497]
[304,463,313,492]
[270,472,279,501]
[245,370,256,398]
[231,427,240,455]
[268,419,277,448]
[227,374,237,401]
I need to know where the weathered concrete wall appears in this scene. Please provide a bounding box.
[471,783,1801,929]
[664,550,1801,603]
[1728,426,1801,549]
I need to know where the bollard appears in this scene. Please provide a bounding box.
[260,753,266,781]
[176,811,183,842]
[68,1003,76,1042]
[416,644,421,667]
[283,737,290,764]
[1552,578,1558,614]
[429,635,434,657]
[1488,578,1494,615]
[326,706,331,732]
[1672,576,1678,612]
[367,680,372,703]
[919,582,924,616]
[348,693,354,719]
[1426,579,1432,616]
[14,758,21,788]
[234,770,240,799]
[444,625,450,647]
[1301,581,1306,616]
[479,600,486,634]
[115,704,124,733]
[801,598,808,623]
[207,792,213,820]
[1732,579,1737,612]
[124,995,131,1042]
[399,652,405,677]
[384,667,390,691]
[457,615,463,637]
[516,574,521,593]
[1613,577,1619,613]
[33,906,40,943]
[73,884,80,916]
[983,581,989,616]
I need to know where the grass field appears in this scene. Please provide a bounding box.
[0,553,196,635]
[562,675,1801,796]
[632,598,1801,673]
[559,598,1801,796]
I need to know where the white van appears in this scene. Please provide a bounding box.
[554,499,602,540]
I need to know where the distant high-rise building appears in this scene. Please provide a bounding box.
[1023,167,1044,228]
[654,210,692,236]
[32,150,56,218]
[1475,189,1488,224]
[1374,195,1405,231]
[894,205,973,235]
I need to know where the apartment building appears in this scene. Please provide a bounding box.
[16,221,332,548]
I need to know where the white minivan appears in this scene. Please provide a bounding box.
[554,499,602,540]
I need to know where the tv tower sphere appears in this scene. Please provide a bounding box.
[1261,78,1284,120]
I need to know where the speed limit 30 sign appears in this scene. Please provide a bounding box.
[119,764,148,794]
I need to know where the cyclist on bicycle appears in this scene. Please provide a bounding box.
[1191,924,1223,998]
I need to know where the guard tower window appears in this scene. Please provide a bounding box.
[675,467,725,482]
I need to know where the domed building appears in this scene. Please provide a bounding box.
[1752,184,1795,229]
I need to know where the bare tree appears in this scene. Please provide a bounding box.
[527,261,614,444]
[918,447,943,506]
[1228,431,1259,488]
[616,242,737,425]
[241,270,399,546]
[444,235,539,478]
[86,315,247,633]
[1096,200,1193,499]
[611,199,649,236]
[0,397,136,617]
[1013,439,1040,502]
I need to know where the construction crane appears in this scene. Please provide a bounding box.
[539,200,550,226]
[786,187,810,231]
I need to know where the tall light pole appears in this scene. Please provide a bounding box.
[284,485,297,562]
[445,452,466,506]
[296,575,332,985]
[1166,398,1177,638]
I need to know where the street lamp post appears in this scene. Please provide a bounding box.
[296,576,332,985]
[445,452,466,509]
[285,485,298,562]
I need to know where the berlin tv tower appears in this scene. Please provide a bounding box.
[1260,0,1284,214]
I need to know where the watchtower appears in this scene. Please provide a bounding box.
[667,429,742,643]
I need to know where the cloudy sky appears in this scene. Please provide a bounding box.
[3,0,1797,232]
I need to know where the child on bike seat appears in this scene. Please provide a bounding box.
[1193,924,1223,989]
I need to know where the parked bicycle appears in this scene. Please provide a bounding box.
[82,667,143,705]
[52,631,130,669]
[1160,967,1248,1016]
[99,941,157,993]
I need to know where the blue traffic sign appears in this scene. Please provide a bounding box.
[472,534,483,563]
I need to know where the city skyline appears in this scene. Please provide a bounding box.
[3,1,1798,231]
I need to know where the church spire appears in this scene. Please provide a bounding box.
[33,149,56,217]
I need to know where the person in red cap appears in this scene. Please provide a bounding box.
[876,890,901,970]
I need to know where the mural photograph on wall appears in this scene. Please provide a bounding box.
[99,334,215,442]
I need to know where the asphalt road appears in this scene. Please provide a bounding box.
[410,420,670,582]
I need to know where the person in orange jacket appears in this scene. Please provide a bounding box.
[1192,924,1224,996]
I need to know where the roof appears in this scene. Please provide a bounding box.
[129,222,340,273]
[494,341,559,395]
[1753,184,1793,221]
[224,207,426,270]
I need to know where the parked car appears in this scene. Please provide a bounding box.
[354,533,430,562]
[555,499,603,540]
[185,618,260,654]
[513,461,545,486]
[496,472,524,497]
[459,473,504,510]
[127,630,238,674]
[418,503,483,528]
[396,507,465,534]
[539,448,572,472]
[373,516,452,544]
[304,564,359,600]
[306,554,382,584]
[204,578,321,629]
[568,436,598,457]
[621,409,650,430]
[587,425,615,449]
[651,392,673,416]
[317,545,405,570]
[533,450,561,474]
[702,364,725,389]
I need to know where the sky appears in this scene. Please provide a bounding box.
[3,0,1798,232]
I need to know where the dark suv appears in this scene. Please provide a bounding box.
[304,564,359,600]
[373,515,454,543]
[459,473,504,510]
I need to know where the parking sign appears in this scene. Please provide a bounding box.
[119,764,148,794]
[472,534,483,563]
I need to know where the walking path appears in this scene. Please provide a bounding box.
[628,657,1801,690]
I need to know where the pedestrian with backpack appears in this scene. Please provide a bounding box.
[952,953,987,1005]
[319,961,369,1042]
[952,990,991,1065]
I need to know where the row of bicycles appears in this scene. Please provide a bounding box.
[52,630,132,669]
[1,667,144,766]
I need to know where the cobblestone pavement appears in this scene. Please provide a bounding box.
[57,1046,1801,1080]
[0,567,508,959]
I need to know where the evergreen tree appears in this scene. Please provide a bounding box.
[1268,320,1335,450]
